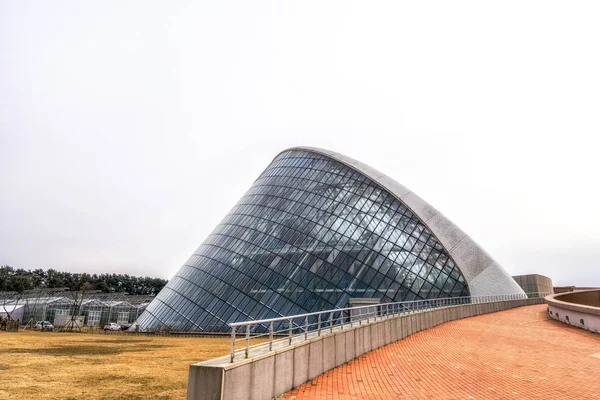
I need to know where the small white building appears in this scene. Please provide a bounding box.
[0,304,26,323]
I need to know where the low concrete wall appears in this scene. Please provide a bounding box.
[545,289,600,333]
[187,298,544,400]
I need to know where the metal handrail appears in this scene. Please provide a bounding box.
[228,292,549,362]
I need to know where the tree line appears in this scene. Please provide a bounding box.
[0,265,167,295]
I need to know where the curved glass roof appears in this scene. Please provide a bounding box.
[136,149,469,332]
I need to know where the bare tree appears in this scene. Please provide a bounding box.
[22,288,47,330]
[62,282,94,331]
[0,291,15,330]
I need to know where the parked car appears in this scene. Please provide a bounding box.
[119,323,132,331]
[103,322,121,331]
[35,321,54,331]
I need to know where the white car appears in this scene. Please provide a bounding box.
[35,321,54,331]
[103,322,121,331]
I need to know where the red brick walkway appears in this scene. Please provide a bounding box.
[285,305,600,400]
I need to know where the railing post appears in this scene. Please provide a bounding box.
[329,312,333,333]
[340,311,344,330]
[304,316,308,340]
[230,326,236,363]
[288,318,293,345]
[317,314,322,336]
[269,321,273,351]
[244,325,250,359]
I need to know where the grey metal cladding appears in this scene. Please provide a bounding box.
[449,237,494,283]
[292,146,524,297]
[469,263,525,296]
[376,175,412,199]
[424,212,467,252]
[400,192,440,223]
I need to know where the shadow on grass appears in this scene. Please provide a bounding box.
[85,375,157,385]
[73,339,153,344]
[6,344,165,356]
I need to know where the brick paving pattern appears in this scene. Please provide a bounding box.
[285,305,600,399]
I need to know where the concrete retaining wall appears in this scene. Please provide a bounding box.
[187,298,544,400]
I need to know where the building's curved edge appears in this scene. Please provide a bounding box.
[545,290,600,333]
[277,146,525,297]
[545,290,600,316]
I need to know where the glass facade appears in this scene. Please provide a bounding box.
[136,150,469,332]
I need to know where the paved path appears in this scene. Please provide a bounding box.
[285,305,600,400]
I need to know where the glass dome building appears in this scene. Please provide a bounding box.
[135,147,524,332]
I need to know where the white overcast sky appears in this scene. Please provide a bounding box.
[1,1,599,287]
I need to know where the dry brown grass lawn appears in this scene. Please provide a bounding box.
[0,330,262,400]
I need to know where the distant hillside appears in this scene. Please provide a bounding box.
[0,265,167,295]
